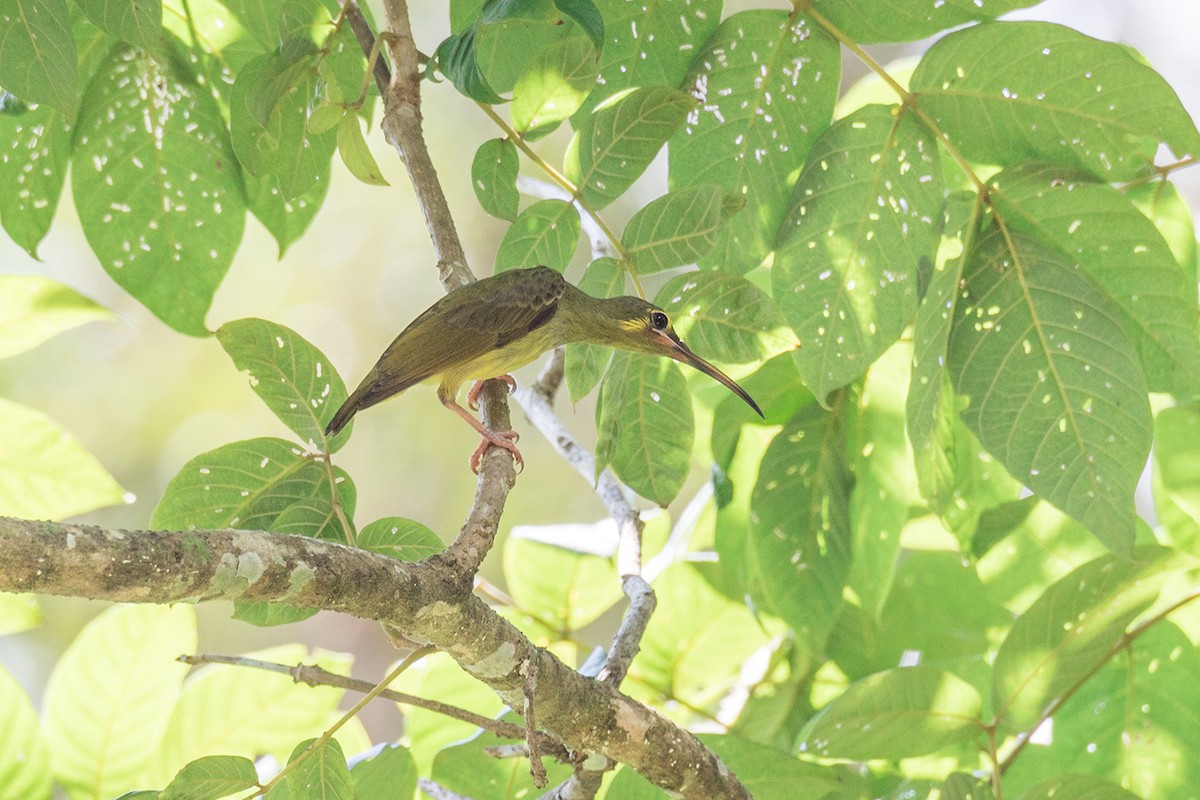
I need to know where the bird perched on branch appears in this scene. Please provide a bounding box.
[325,266,762,471]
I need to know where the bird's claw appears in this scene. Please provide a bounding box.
[467,375,518,411]
[469,429,523,474]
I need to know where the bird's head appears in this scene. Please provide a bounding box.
[600,297,764,418]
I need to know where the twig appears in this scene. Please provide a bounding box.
[597,575,655,687]
[179,652,567,760]
[419,778,474,800]
[343,1,391,97]
[523,657,548,787]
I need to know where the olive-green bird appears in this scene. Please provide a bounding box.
[325,266,763,471]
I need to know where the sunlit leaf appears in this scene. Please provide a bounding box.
[655,271,796,364]
[511,34,596,137]
[622,185,743,274]
[357,517,443,561]
[948,226,1152,551]
[75,0,162,52]
[0,275,112,360]
[799,666,983,759]
[494,198,581,272]
[670,9,840,273]
[503,534,621,632]
[159,755,258,800]
[43,605,195,799]
[471,137,520,221]
[0,397,126,520]
[0,664,50,800]
[773,104,943,402]
[807,0,1041,44]
[336,111,388,186]
[286,738,353,800]
[351,744,417,800]
[911,21,1200,180]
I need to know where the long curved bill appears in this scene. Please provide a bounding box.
[660,334,764,418]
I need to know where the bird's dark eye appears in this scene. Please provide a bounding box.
[650,311,669,330]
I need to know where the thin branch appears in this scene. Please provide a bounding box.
[344,1,391,97]
[419,778,474,800]
[179,652,569,761]
[0,517,749,799]
[523,656,548,787]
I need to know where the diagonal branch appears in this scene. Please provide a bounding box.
[0,516,749,800]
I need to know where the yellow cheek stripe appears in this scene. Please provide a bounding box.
[618,318,647,333]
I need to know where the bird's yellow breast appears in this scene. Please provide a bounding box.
[432,323,563,400]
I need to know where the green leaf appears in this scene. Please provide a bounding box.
[336,110,388,186]
[145,644,352,785]
[494,198,580,272]
[149,437,323,531]
[244,39,317,126]
[654,271,796,364]
[471,138,520,221]
[0,592,39,635]
[569,86,694,209]
[1128,179,1197,286]
[1155,402,1200,531]
[621,185,743,274]
[432,721,571,800]
[244,165,330,257]
[992,546,1182,733]
[595,352,693,505]
[357,517,443,561]
[670,10,840,274]
[0,93,72,256]
[43,605,196,799]
[564,256,622,402]
[948,226,1152,551]
[286,739,353,800]
[0,0,76,117]
[230,50,336,202]
[631,564,773,710]
[474,11,570,96]
[435,25,503,104]
[391,652,505,773]
[553,0,602,49]
[0,397,127,519]
[0,664,50,800]
[773,104,944,402]
[1017,775,1144,800]
[75,0,162,52]
[578,0,720,117]
[799,666,982,759]
[910,22,1200,180]
[0,275,113,359]
[1004,622,1200,800]
[216,318,350,451]
[503,533,621,632]
[991,162,1200,396]
[231,601,318,627]
[72,46,245,337]
[159,755,258,800]
[806,0,1041,44]
[695,734,855,800]
[748,402,851,652]
[511,34,596,137]
[351,744,417,800]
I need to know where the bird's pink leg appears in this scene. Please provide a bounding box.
[466,375,518,411]
[442,394,523,474]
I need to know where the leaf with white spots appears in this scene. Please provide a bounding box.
[991,546,1182,733]
[0,92,72,256]
[595,352,693,506]
[471,137,519,221]
[244,160,329,257]
[158,755,258,800]
[357,517,443,561]
[71,45,245,337]
[285,738,353,800]
[567,86,694,209]
[773,104,944,402]
[577,0,720,118]
[0,397,127,520]
[949,227,1152,551]
[910,22,1200,181]
[0,275,113,360]
[798,666,983,759]
[654,271,796,364]
[991,162,1200,397]
[564,256,622,402]
[670,9,840,274]
[807,0,1041,44]
[494,198,581,272]
[150,437,326,532]
[621,185,744,274]
[216,318,350,452]
[0,0,76,118]
[748,401,851,652]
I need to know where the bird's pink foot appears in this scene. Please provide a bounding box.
[467,375,518,411]
[469,429,523,474]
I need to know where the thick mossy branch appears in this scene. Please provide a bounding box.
[0,517,748,800]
